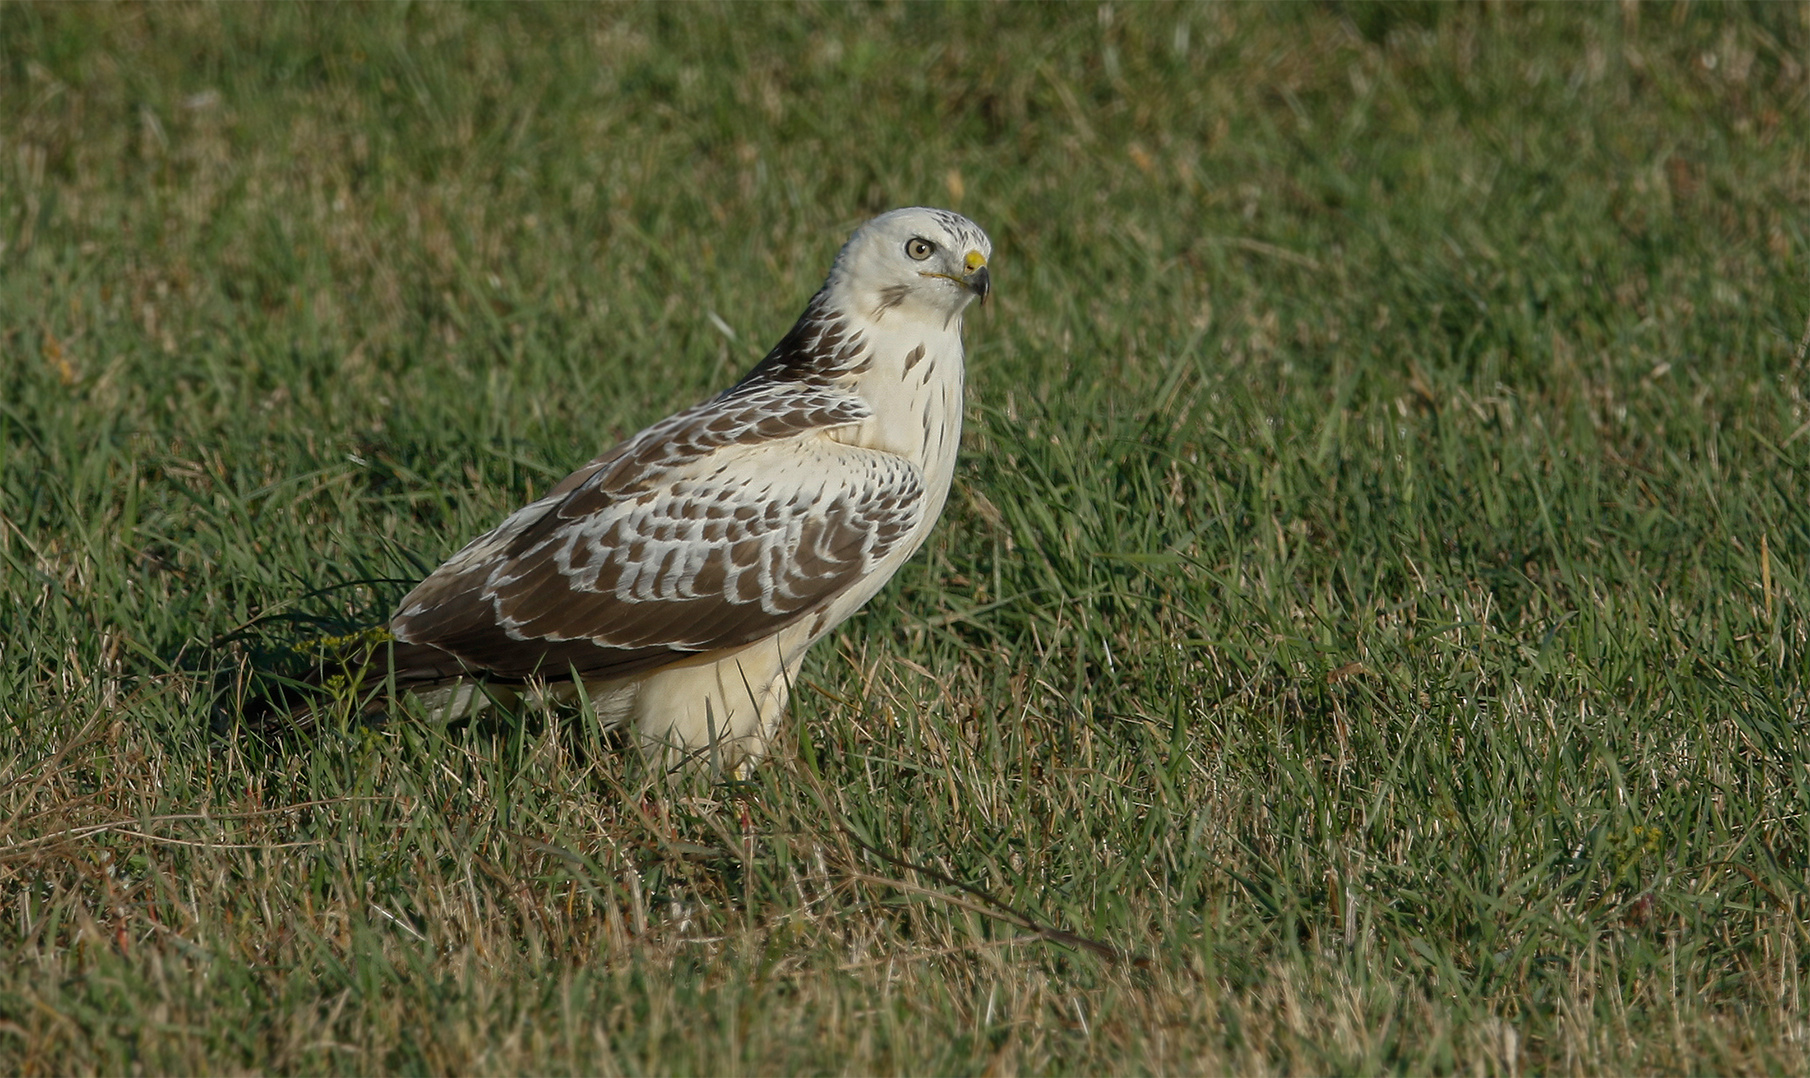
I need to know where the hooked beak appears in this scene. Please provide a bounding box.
[966,264,991,304]
[963,249,990,304]
[921,250,992,304]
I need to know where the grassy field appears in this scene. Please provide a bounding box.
[3,2,1808,1073]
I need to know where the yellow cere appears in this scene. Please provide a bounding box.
[964,250,987,272]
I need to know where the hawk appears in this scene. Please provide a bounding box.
[321,208,991,770]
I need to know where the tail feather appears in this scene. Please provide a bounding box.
[218,625,515,734]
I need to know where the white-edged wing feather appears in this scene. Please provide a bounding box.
[390,382,925,682]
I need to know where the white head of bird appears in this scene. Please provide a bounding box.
[824,207,992,326]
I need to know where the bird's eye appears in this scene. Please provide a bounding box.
[905,237,935,261]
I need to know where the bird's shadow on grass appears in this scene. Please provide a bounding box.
[200,575,406,740]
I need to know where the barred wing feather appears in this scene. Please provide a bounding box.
[390,387,924,682]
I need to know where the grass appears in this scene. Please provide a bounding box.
[2,1,1809,1072]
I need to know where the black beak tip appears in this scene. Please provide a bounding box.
[969,265,991,303]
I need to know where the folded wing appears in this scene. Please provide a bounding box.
[390,385,924,682]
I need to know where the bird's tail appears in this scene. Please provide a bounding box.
[217,624,512,735]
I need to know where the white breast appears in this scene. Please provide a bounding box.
[773,318,964,645]
[835,320,966,550]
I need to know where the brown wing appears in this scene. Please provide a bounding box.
[390,386,924,682]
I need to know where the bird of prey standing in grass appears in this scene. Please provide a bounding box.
[276,208,992,771]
